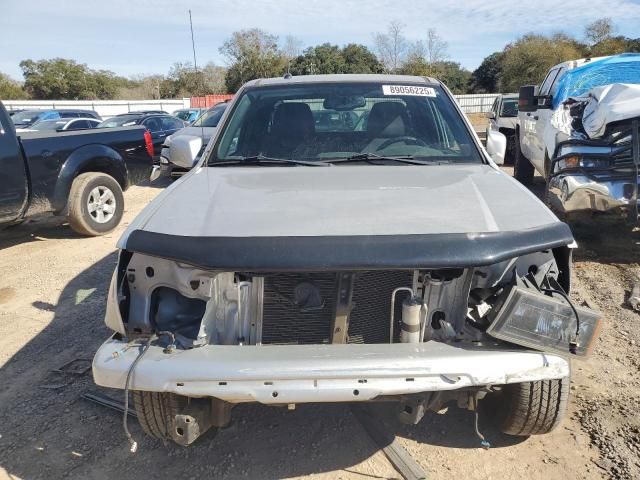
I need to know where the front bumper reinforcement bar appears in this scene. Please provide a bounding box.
[93,337,569,404]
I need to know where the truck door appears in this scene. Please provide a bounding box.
[486,97,499,139]
[523,68,559,173]
[537,67,567,175]
[0,106,29,223]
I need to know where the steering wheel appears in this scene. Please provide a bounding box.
[375,136,428,151]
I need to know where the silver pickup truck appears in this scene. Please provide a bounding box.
[93,74,601,448]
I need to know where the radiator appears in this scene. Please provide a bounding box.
[260,271,414,345]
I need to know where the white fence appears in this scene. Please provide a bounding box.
[453,94,500,113]
[3,94,499,117]
[2,99,191,118]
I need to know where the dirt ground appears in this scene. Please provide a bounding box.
[0,171,638,480]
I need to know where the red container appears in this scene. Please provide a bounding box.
[190,94,234,108]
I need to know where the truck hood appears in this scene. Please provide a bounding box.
[497,117,517,130]
[125,164,560,237]
[119,164,573,270]
[168,126,217,143]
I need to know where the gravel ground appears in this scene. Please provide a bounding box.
[0,172,638,480]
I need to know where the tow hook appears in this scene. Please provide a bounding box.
[398,397,427,425]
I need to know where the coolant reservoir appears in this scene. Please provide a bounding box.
[401,298,428,343]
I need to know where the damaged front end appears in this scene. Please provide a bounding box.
[93,228,604,445]
[548,120,640,224]
[96,240,600,393]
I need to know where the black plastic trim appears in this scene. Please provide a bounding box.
[125,223,574,272]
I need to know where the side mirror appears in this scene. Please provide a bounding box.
[486,129,507,165]
[486,111,496,119]
[518,85,538,112]
[170,135,203,168]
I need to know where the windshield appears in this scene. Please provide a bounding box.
[11,110,46,126]
[210,82,481,165]
[97,115,141,128]
[192,104,227,127]
[500,99,518,117]
[174,110,199,122]
[552,55,640,107]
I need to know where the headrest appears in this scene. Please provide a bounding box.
[367,102,408,137]
[271,103,314,138]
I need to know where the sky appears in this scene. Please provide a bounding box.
[2,0,640,81]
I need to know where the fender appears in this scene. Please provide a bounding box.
[52,144,128,213]
[543,120,560,172]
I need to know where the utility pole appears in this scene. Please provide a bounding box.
[189,9,204,96]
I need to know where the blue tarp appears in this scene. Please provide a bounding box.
[552,53,640,109]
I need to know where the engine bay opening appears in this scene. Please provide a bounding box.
[108,245,600,356]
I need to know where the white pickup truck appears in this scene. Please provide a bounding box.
[486,54,640,223]
[512,57,602,185]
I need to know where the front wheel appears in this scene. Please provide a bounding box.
[513,134,535,186]
[132,391,218,445]
[67,172,124,236]
[500,376,570,436]
[132,391,184,441]
[504,134,516,165]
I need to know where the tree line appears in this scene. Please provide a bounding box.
[0,58,227,101]
[1,17,639,101]
[473,18,640,93]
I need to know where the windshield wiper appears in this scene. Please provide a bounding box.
[322,153,444,165]
[209,154,329,167]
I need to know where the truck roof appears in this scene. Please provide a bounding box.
[244,74,440,88]
[552,55,612,71]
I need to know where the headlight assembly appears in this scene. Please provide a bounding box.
[487,284,601,357]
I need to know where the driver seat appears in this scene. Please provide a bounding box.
[264,103,315,158]
[364,102,409,152]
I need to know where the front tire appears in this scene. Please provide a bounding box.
[132,391,218,445]
[67,172,124,236]
[513,134,535,186]
[132,391,183,440]
[504,134,516,165]
[501,376,570,436]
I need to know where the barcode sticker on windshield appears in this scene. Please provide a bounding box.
[382,85,436,97]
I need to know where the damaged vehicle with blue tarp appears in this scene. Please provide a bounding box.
[92,74,602,448]
[486,54,640,225]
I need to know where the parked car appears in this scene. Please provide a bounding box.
[16,117,100,133]
[486,53,640,224]
[0,102,153,236]
[485,94,518,164]
[126,110,169,115]
[93,74,601,447]
[97,113,187,158]
[172,108,206,124]
[154,102,228,178]
[8,109,24,116]
[10,109,101,129]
